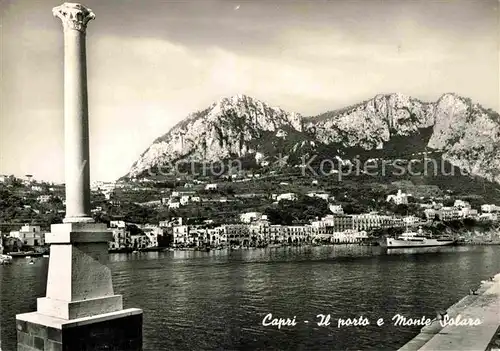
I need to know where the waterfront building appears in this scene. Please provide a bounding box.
[283,225,312,243]
[351,213,392,231]
[269,225,285,243]
[131,234,149,249]
[248,219,270,242]
[436,207,462,221]
[221,224,250,245]
[109,228,131,250]
[207,227,224,246]
[173,225,190,246]
[143,225,163,248]
[321,214,354,232]
[9,224,45,247]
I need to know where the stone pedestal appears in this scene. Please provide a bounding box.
[38,223,123,320]
[16,309,142,351]
[16,223,143,351]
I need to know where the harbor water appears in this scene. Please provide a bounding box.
[1,245,500,350]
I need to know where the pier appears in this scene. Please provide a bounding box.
[399,273,500,351]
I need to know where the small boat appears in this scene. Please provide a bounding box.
[132,250,138,254]
[43,255,49,258]
[25,256,31,259]
[28,259,35,265]
[0,254,13,265]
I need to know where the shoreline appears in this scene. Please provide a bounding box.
[398,272,500,351]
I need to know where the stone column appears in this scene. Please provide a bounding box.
[54,2,94,223]
[16,4,142,351]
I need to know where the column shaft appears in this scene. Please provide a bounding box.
[63,29,91,222]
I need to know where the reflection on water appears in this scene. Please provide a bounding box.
[2,245,500,351]
[384,246,471,255]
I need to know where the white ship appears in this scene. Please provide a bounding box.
[386,228,455,248]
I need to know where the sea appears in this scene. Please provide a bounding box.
[2,244,500,351]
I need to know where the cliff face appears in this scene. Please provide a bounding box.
[128,94,303,176]
[309,93,435,149]
[428,94,500,184]
[126,93,500,184]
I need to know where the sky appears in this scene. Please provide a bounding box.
[1,0,499,183]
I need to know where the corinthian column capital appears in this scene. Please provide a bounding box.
[53,3,95,33]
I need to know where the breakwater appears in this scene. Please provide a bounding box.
[399,272,500,351]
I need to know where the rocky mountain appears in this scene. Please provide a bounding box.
[126,93,500,185]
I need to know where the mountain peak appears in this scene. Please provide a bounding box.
[127,93,500,185]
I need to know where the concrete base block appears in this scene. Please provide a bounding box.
[37,295,123,320]
[41,222,122,319]
[16,308,143,351]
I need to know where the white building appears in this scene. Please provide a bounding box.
[205,183,218,190]
[37,195,52,203]
[169,202,181,209]
[329,204,344,214]
[221,224,250,245]
[276,193,297,202]
[143,226,162,248]
[240,212,263,223]
[424,208,437,220]
[109,228,131,250]
[307,192,329,201]
[479,213,498,221]
[9,224,45,246]
[481,204,500,213]
[180,195,190,206]
[386,190,409,205]
[173,225,190,246]
[403,216,420,225]
[110,220,126,229]
[436,207,462,221]
[454,200,471,209]
[459,207,479,218]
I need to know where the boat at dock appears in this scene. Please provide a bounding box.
[0,254,13,265]
[385,227,455,248]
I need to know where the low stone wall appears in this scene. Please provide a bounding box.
[399,273,500,351]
